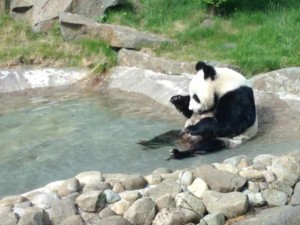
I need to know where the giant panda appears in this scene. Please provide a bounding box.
[170,61,257,159]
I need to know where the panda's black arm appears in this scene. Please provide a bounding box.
[170,95,193,118]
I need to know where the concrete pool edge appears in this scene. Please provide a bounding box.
[0,67,88,94]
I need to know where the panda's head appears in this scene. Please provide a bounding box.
[188,61,217,113]
[188,61,249,113]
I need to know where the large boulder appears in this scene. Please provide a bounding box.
[59,12,170,49]
[202,191,249,219]
[193,165,247,192]
[68,0,122,18]
[123,197,156,225]
[117,49,240,75]
[10,0,123,32]
[231,205,300,225]
[251,67,300,98]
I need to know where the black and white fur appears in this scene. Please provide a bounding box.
[170,61,257,159]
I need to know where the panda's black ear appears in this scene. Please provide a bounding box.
[203,64,216,80]
[195,61,206,71]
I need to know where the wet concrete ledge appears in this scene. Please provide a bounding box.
[0,67,88,94]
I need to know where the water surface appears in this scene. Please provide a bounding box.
[1,87,300,197]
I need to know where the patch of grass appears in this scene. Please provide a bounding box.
[105,1,300,75]
[1,1,300,76]
[0,15,116,70]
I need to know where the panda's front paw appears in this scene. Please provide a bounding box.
[185,125,199,136]
[170,95,184,104]
[169,149,181,159]
[169,149,194,159]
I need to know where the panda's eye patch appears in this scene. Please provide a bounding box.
[193,94,201,103]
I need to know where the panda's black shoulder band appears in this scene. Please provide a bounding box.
[195,61,206,71]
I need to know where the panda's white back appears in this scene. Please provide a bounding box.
[213,67,250,97]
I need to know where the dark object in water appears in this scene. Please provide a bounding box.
[137,129,182,149]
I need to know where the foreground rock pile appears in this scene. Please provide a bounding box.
[1,152,300,225]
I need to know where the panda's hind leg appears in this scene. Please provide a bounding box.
[169,139,226,159]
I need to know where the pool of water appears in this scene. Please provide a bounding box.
[1,87,300,197]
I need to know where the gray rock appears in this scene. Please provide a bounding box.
[202,190,249,219]
[0,212,18,225]
[247,193,266,207]
[118,49,239,75]
[212,163,239,175]
[118,49,196,75]
[75,191,105,212]
[270,180,293,197]
[253,154,274,168]
[277,172,299,187]
[175,192,206,222]
[152,208,184,225]
[178,170,194,186]
[10,0,73,32]
[0,195,28,206]
[99,207,116,219]
[98,215,132,225]
[17,207,50,225]
[290,181,300,206]
[153,167,173,174]
[146,178,182,200]
[110,199,132,215]
[155,193,175,211]
[223,155,253,169]
[250,160,266,171]
[119,191,142,202]
[80,211,101,225]
[10,0,123,32]
[121,175,147,191]
[262,170,277,183]
[239,169,263,181]
[108,66,191,108]
[0,205,12,214]
[14,201,32,209]
[262,189,288,207]
[258,182,269,191]
[67,0,122,19]
[272,156,299,181]
[112,182,126,193]
[104,189,121,204]
[247,181,260,193]
[144,173,163,185]
[153,207,202,225]
[124,197,156,225]
[231,205,300,225]
[251,67,300,98]
[187,177,209,199]
[83,182,112,192]
[75,171,104,187]
[62,215,86,225]
[58,178,80,198]
[46,199,77,225]
[31,192,59,210]
[59,12,170,49]
[199,213,225,225]
[193,165,247,192]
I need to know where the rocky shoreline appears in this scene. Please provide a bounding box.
[0,152,300,225]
